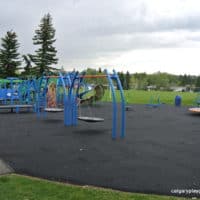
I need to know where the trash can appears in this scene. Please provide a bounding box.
[175,95,181,106]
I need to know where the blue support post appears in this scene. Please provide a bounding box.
[36,77,42,117]
[113,70,126,138]
[59,71,78,126]
[105,69,117,139]
[42,78,49,118]
[32,79,38,113]
[3,82,6,105]
[27,80,31,105]
[16,106,19,113]
[36,75,48,118]
[10,79,13,105]
[71,95,77,126]
[68,71,79,126]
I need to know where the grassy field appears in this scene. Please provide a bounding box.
[101,90,197,106]
[0,174,190,200]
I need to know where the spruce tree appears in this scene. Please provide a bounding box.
[118,72,125,89]
[32,13,58,75]
[98,67,102,73]
[196,76,200,88]
[125,71,131,90]
[0,31,21,78]
[21,54,34,77]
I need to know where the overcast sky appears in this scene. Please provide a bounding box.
[1,0,200,75]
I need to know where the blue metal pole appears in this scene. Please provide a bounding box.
[27,80,30,105]
[72,95,77,125]
[10,79,13,105]
[58,72,69,126]
[105,69,117,139]
[42,77,49,118]
[69,72,79,126]
[113,70,126,138]
[4,82,6,105]
[36,76,44,117]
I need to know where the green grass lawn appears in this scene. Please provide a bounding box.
[101,90,197,106]
[0,174,191,200]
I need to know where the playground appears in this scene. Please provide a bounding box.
[0,102,200,197]
[0,71,200,198]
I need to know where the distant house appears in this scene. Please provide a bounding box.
[146,85,157,91]
[170,86,187,92]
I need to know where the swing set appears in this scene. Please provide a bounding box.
[35,69,126,139]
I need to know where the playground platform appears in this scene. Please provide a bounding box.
[0,103,200,197]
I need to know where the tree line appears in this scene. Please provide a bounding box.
[131,72,200,90]
[0,13,58,78]
[83,68,200,91]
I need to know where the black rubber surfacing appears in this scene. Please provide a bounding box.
[0,103,200,197]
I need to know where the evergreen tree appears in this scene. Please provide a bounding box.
[118,72,125,89]
[21,54,34,77]
[0,52,2,76]
[32,13,58,75]
[0,31,21,78]
[125,71,131,90]
[98,67,102,73]
[196,76,200,87]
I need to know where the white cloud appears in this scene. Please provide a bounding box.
[1,0,200,74]
[107,48,200,75]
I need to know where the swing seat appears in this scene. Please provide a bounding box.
[44,108,64,112]
[78,116,104,122]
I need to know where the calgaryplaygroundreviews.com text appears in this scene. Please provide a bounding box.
[171,189,200,195]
